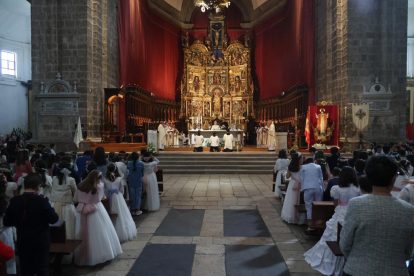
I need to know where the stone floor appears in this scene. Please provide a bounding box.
[59,174,322,276]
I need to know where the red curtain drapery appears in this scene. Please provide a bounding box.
[254,0,315,104]
[308,105,340,147]
[118,0,180,100]
[117,0,181,131]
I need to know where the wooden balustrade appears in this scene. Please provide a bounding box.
[256,85,308,133]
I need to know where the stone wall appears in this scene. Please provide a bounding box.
[31,0,118,151]
[316,0,408,145]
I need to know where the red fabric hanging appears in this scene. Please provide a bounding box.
[118,0,180,100]
[254,0,315,104]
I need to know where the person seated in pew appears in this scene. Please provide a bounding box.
[315,158,330,190]
[354,159,366,177]
[74,170,122,266]
[281,153,306,225]
[273,149,290,197]
[323,167,341,201]
[4,173,59,276]
[301,158,324,226]
[340,156,414,276]
[358,175,372,195]
[304,166,360,276]
[103,163,137,243]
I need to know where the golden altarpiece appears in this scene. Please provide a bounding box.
[179,13,254,131]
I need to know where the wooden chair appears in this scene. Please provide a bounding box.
[49,221,82,273]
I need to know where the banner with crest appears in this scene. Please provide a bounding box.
[351,103,369,131]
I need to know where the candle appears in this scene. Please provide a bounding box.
[345,106,347,116]
[295,108,297,117]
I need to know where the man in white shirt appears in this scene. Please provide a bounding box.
[193,130,204,152]
[209,132,220,152]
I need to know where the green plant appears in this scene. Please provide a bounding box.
[205,141,211,147]
[147,142,157,154]
[219,140,225,148]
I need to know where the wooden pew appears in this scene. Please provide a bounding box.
[156,168,164,193]
[101,197,118,224]
[293,191,306,213]
[326,222,344,256]
[307,201,335,231]
[49,221,82,273]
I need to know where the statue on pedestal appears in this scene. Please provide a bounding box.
[313,108,335,144]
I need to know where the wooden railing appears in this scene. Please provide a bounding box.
[256,85,308,132]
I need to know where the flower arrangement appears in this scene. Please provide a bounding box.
[147,142,157,154]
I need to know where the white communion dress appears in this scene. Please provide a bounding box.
[74,182,122,266]
[274,158,290,197]
[304,185,361,276]
[103,177,137,243]
[281,170,306,225]
[143,158,160,211]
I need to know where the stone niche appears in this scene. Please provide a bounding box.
[34,73,80,149]
[362,77,395,116]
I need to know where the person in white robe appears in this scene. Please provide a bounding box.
[194,130,204,152]
[256,126,262,147]
[209,133,220,152]
[267,120,276,151]
[223,130,233,152]
[211,121,220,130]
[157,123,166,150]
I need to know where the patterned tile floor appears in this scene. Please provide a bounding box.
[59,174,322,276]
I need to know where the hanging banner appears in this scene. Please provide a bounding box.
[352,103,369,131]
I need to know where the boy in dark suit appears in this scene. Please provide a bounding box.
[3,173,59,276]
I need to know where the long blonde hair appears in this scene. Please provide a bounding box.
[77,170,100,194]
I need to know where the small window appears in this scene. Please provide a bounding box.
[1,51,17,77]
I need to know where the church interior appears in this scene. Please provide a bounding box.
[1,0,414,275]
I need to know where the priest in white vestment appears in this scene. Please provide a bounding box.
[267,120,276,151]
[223,130,233,152]
[211,121,220,130]
[157,123,166,150]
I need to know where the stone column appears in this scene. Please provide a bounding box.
[31,0,119,150]
[316,0,408,144]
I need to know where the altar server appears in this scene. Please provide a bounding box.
[157,122,166,150]
[210,132,220,152]
[267,120,276,151]
[194,130,204,152]
[223,130,233,152]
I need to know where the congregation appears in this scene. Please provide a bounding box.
[0,135,161,275]
[274,143,414,276]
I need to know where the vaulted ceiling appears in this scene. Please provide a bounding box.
[147,0,287,29]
